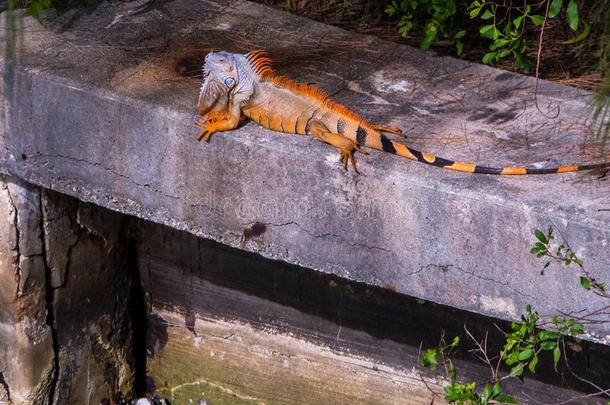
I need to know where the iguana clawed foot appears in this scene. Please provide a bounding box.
[339,143,368,174]
[196,111,232,141]
[195,110,242,142]
[195,119,215,142]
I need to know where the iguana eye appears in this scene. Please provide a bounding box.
[224,77,235,87]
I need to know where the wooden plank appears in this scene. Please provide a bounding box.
[147,310,445,404]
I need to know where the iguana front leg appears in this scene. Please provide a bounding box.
[202,110,231,123]
[195,105,242,142]
[309,121,368,173]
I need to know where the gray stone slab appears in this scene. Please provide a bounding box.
[1,0,609,340]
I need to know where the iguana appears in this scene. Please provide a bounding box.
[195,50,610,175]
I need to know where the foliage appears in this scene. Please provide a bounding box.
[1,0,51,17]
[419,226,610,404]
[589,0,610,149]
[385,0,586,70]
[420,335,517,404]
[530,226,607,297]
[502,305,582,378]
[420,307,584,404]
[385,0,466,55]
[468,0,586,70]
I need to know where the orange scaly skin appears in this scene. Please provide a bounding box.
[196,51,610,175]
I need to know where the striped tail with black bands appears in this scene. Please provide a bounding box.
[378,135,610,175]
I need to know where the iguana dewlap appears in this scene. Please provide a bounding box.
[195,50,610,175]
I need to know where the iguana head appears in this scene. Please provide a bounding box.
[198,51,254,116]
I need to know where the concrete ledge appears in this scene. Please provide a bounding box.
[2,0,610,339]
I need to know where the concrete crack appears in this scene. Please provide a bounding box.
[411,263,536,300]
[28,153,180,201]
[39,191,61,404]
[263,221,392,253]
[56,230,81,290]
[0,372,11,403]
[5,185,21,298]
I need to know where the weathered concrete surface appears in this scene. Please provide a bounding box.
[0,176,54,405]
[0,175,135,404]
[1,0,609,341]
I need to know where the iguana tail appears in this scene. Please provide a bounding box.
[372,134,610,175]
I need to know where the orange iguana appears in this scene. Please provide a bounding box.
[195,50,610,175]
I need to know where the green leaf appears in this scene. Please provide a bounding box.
[398,19,414,38]
[420,348,438,370]
[420,24,438,49]
[490,38,510,50]
[450,336,460,347]
[26,0,51,18]
[540,340,557,351]
[566,0,579,31]
[454,30,466,39]
[481,9,494,20]
[529,14,545,26]
[480,24,494,36]
[470,6,482,18]
[534,229,547,244]
[505,351,519,366]
[528,14,544,26]
[513,15,524,29]
[553,346,561,371]
[569,323,584,336]
[580,276,591,290]
[514,52,525,69]
[483,383,492,400]
[480,23,501,39]
[492,382,501,397]
[384,5,397,16]
[456,41,464,56]
[496,395,518,404]
[510,363,524,378]
[563,22,590,44]
[498,48,511,58]
[482,51,497,64]
[549,0,563,18]
[528,354,539,374]
[518,347,534,361]
[539,330,560,340]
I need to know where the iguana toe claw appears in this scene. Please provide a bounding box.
[339,145,362,174]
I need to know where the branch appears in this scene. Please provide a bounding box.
[533,0,560,119]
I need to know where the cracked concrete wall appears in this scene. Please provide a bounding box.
[0,176,54,405]
[0,175,135,404]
